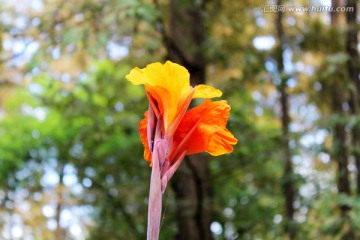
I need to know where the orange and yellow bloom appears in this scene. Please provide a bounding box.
[126,61,237,240]
[127,61,237,163]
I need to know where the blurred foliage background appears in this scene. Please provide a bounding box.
[0,0,359,239]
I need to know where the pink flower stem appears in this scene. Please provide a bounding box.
[160,151,186,193]
[147,139,166,240]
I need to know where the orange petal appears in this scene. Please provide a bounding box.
[139,111,152,163]
[172,99,238,161]
[145,85,173,130]
[205,128,238,156]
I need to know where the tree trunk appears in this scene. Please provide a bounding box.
[167,1,213,239]
[332,86,351,203]
[171,155,212,240]
[56,163,65,240]
[330,0,352,216]
[329,2,353,239]
[275,1,296,238]
[345,0,360,195]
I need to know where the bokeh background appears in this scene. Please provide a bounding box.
[0,0,359,239]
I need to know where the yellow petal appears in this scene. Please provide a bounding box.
[142,62,167,86]
[193,84,222,98]
[139,61,190,91]
[162,61,190,91]
[126,67,147,85]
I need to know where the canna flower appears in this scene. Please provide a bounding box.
[127,61,222,137]
[126,61,237,240]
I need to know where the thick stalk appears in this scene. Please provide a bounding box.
[147,139,166,240]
